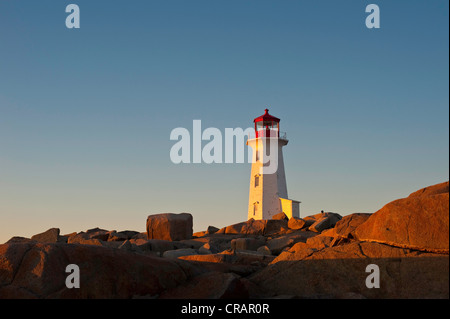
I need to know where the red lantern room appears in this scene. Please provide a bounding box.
[253,109,280,138]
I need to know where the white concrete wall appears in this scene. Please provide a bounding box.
[292,201,300,218]
[247,137,288,220]
[247,138,263,220]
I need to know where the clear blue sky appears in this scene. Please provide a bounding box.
[0,1,448,243]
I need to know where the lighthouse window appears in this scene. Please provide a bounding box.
[255,175,259,187]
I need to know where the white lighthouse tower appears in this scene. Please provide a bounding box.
[247,109,300,220]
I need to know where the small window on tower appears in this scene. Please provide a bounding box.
[255,175,259,187]
[255,150,260,162]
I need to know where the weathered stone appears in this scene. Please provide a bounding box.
[231,237,265,251]
[273,242,316,263]
[5,237,34,244]
[235,250,276,265]
[159,272,249,299]
[198,243,212,255]
[179,249,274,268]
[63,232,77,239]
[266,234,305,255]
[308,213,342,232]
[102,241,123,249]
[0,242,199,299]
[141,239,174,254]
[30,228,62,243]
[131,232,148,240]
[175,239,206,250]
[193,231,207,237]
[217,218,289,236]
[128,238,174,256]
[203,234,238,252]
[250,241,449,299]
[85,228,110,241]
[107,230,128,242]
[272,212,289,221]
[288,217,307,230]
[147,213,193,241]
[257,245,272,255]
[162,248,198,259]
[355,182,449,253]
[305,235,334,250]
[265,219,289,235]
[179,253,229,263]
[408,181,449,198]
[86,227,107,233]
[303,214,320,223]
[68,235,104,246]
[176,234,237,254]
[128,238,150,251]
[207,226,220,234]
[117,230,140,239]
[118,240,132,251]
[333,213,371,239]
[217,219,263,235]
[1,181,448,299]
[67,232,87,243]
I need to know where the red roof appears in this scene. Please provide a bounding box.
[253,109,280,123]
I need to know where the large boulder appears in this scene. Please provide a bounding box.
[85,228,110,241]
[31,228,64,243]
[317,213,371,240]
[207,226,219,234]
[272,212,288,221]
[67,232,104,246]
[217,219,265,235]
[217,218,288,236]
[354,182,449,253]
[287,217,307,230]
[146,213,193,241]
[332,213,371,239]
[308,212,342,233]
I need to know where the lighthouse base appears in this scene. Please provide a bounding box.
[248,197,301,221]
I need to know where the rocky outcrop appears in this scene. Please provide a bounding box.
[354,182,449,253]
[1,182,448,299]
[249,241,448,299]
[0,242,201,299]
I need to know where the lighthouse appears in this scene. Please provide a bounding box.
[247,109,300,220]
